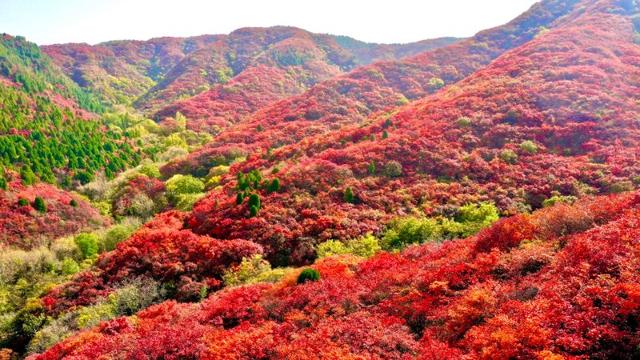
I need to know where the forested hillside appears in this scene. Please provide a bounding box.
[44,29,458,131]
[1,0,640,358]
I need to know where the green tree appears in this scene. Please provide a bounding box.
[165,174,205,205]
[75,233,99,259]
[297,268,320,284]
[520,140,538,154]
[343,187,355,204]
[33,196,47,213]
[20,166,36,185]
[500,149,518,164]
[367,161,376,175]
[384,161,403,178]
[267,178,280,193]
[248,193,261,217]
[74,170,94,185]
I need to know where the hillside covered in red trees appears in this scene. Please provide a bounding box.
[43,29,458,130]
[31,191,640,359]
[2,0,640,358]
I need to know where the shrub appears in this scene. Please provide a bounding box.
[33,196,47,213]
[428,77,445,90]
[454,203,500,237]
[0,247,56,284]
[208,165,230,177]
[542,195,577,208]
[533,203,594,239]
[74,233,99,259]
[297,268,320,284]
[103,224,137,252]
[20,166,36,185]
[166,174,205,199]
[51,236,81,260]
[128,193,156,219]
[519,140,538,154]
[27,318,73,355]
[316,240,350,258]
[368,161,377,175]
[382,204,499,250]
[457,117,473,127]
[17,198,29,206]
[499,149,518,164]
[60,258,80,275]
[75,302,116,329]
[348,234,382,257]
[173,193,205,211]
[249,205,259,217]
[316,234,381,258]
[111,278,160,316]
[382,217,442,249]
[158,146,188,162]
[74,170,93,185]
[223,255,289,287]
[93,201,111,216]
[609,181,634,194]
[248,193,261,217]
[474,214,536,253]
[138,163,161,178]
[69,199,78,207]
[384,161,403,178]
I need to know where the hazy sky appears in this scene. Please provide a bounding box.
[1,0,540,45]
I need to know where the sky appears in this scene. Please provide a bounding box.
[1,0,540,45]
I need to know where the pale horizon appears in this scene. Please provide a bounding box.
[1,0,539,45]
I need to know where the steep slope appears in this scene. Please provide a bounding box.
[0,35,135,244]
[0,171,105,248]
[37,0,640,312]
[152,30,457,132]
[164,0,583,176]
[42,35,222,106]
[0,34,103,113]
[44,28,458,125]
[30,191,640,359]
[14,0,640,357]
[183,0,640,263]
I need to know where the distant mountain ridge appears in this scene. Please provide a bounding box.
[43,28,459,121]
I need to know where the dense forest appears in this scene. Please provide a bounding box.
[1,0,640,358]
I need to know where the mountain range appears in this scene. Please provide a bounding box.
[1,0,640,358]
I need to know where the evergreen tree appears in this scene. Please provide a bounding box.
[33,196,46,213]
[20,166,36,185]
[368,161,376,175]
[344,187,355,204]
[267,178,280,193]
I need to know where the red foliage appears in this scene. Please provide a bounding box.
[26,1,640,358]
[45,27,455,118]
[170,0,640,268]
[110,174,166,217]
[474,214,536,253]
[0,172,106,249]
[164,0,581,177]
[31,191,640,359]
[43,212,262,313]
